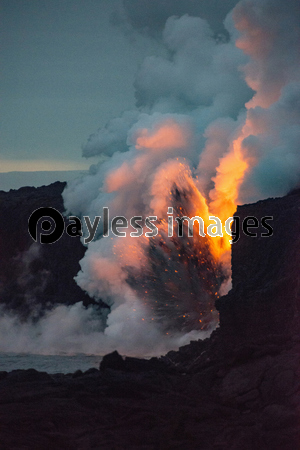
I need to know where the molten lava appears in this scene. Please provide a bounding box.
[96,118,252,333]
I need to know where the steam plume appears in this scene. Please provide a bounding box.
[62,0,300,355]
[2,0,299,356]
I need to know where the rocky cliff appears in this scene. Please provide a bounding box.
[218,188,300,344]
[0,182,94,317]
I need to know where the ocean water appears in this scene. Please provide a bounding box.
[0,353,103,374]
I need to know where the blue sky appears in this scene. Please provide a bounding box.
[1,0,239,174]
[1,0,161,173]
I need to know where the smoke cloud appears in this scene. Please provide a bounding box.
[119,0,240,35]
[63,0,300,356]
[0,303,210,356]
[3,0,299,356]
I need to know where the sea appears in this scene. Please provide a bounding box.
[0,353,103,374]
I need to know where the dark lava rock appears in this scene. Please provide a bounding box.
[0,189,299,449]
[216,188,300,345]
[0,182,108,318]
[83,368,99,376]
[7,368,52,382]
[100,350,125,371]
[100,351,174,374]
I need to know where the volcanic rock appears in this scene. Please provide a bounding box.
[0,182,105,317]
[0,188,299,449]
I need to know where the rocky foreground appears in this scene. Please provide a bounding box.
[0,188,299,449]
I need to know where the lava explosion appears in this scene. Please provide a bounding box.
[59,0,300,355]
[115,121,235,333]
[0,0,284,355]
[125,189,225,333]
[65,120,237,339]
[0,0,299,358]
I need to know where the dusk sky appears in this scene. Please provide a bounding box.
[1,0,158,172]
[1,0,238,176]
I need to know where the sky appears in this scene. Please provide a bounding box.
[1,0,239,178]
[0,0,164,173]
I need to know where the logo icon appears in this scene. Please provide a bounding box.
[28,207,65,244]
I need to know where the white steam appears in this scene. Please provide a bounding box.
[0,303,209,356]
[2,0,299,356]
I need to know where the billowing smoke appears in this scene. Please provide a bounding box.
[3,0,299,356]
[0,301,211,356]
[117,0,240,36]
[61,0,300,356]
[14,244,52,318]
[228,0,300,202]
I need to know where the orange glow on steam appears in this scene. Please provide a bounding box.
[135,120,190,151]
